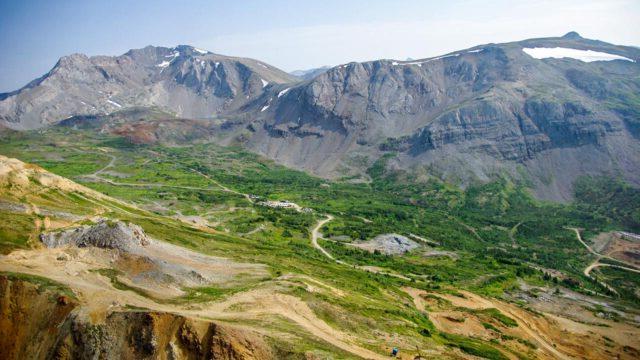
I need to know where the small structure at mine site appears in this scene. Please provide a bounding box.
[618,231,640,242]
[352,234,420,255]
[257,200,302,211]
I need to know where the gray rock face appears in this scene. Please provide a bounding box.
[0,45,296,129]
[233,34,640,200]
[351,234,419,255]
[40,220,150,251]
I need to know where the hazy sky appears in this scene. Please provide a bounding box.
[1,0,639,92]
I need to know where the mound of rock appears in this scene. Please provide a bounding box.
[37,219,267,298]
[352,234,419,255]
[40,220,150,251]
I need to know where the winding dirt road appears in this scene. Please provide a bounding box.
[311,215,337,260]
[310,216,411,280]
[568,227,640,274]
[0,248,386,360]
[567,227,640,297]
[509,221,522,247]
[585,262,640,275]
[74,148,246,196]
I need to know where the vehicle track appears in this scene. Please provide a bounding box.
[567,227,640,296]
[310,215,411,280]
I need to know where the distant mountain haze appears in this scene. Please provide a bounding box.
[289,66,331,80]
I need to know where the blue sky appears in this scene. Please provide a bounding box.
[1,0,639,92]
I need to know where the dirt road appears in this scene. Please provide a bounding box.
[568,227,599,256]
[311,215,337,260]
[568,228,618,295]
[568,227,640,291]
[310,216,411,280]
[509,221,522,247]
[585,262,640,275]
[403,288,573,360]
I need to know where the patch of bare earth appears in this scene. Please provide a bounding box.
[0,217,389,360]
[0,248,387,359]
[403,287,640,360]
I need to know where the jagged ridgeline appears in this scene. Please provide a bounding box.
[2,33,639,201]
[0,45,296,129]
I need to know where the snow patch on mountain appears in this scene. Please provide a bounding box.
[392,53,460,67]
[523,47,634,62]
[277,88,290,98]
[106,100,122,108]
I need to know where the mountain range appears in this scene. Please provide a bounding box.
[2,32,639,201]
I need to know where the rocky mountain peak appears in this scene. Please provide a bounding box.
[562,31,583,39]
[0,44,297,129]
[56,53,90,65]
[174,44,211,56]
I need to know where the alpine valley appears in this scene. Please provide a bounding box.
[1,32,640,360]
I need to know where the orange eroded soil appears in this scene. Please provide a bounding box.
[403,287,640,360]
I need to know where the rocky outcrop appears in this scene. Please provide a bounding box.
[38,219,268,295]
[351,234,419,255]
[0,275,276,360]
[50,312,275,360]
[40,220,150,251]
[0,275,77,360]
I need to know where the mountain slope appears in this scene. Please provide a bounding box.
[2,131,640,359]
[0,45,297,129]
[3,33,640,201]
[229,32,640,200]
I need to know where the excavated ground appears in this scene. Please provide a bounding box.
[0,275,277,360]
[404,287,640,360]
[38,220,268,299]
